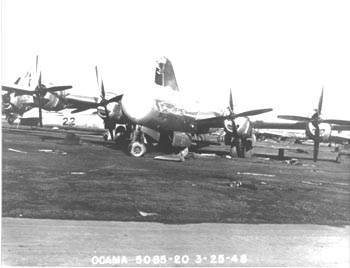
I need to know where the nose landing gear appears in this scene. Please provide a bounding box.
[128,125,147,157]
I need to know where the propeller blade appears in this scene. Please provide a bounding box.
[101,80,105,99]
[231,119,238,138]
[313,139,319,162]
[318,87,323,116]
[322,119,350,125]
[277,115,311,121]
[95,66,100,88]
[38,97,43,127]
[36,55,39,77]
[229,88,234,112]
[235,108,273,118]
[106,94,123,104]
[313,125,320,162]
[46,85,72,92]
[103,105,114,140]
[38,71,42,87]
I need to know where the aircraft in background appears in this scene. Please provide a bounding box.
[2,56,72,126]
[254,127,350,145]
[1,56,122,130]
[69,56,273,157]
[254,89,350,161]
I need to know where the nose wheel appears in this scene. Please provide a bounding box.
[128,141,146,157]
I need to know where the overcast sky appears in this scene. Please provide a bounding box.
[2,0,350,121]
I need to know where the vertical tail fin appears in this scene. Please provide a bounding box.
[155,57,179,91]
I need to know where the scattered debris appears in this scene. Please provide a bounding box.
[38,149,67,155]
[302,164,316,167]
[64,133,82,145]
[52,127,59,130]
[285,158,302,165]
[186,152,219,159]
[195,153,217,158]
[237,172,276,178]
[260,181,267,185]
[296,148,309,154]
[154,155,184,162]
[71,172,86,175]
[318,181,348,186]
[257,157,270,161]
[8,148,27,154]
[301,181,323,186]
[138,210,158,217]
[222,155,232,159]
[230,180,257,190]
[230,180,242,187]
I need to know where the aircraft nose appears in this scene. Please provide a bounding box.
[121,91,154,124]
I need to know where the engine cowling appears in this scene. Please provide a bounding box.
[305,122,332,142]
[2,93,13,114]
[35,92,66,111]
[3,93,34,116]
[97,102,124,122]
[224,117,253,138]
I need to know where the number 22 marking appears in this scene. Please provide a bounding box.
[63,117,75,126]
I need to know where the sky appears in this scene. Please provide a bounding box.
[1,0,350,122]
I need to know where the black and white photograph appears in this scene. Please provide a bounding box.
[1,0,350,266]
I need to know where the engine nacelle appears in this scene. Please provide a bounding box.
[305,122,332,142]
[97,102,124,122]
[2,93,33,116]
[36,92,66,111]
[224,117,253,138]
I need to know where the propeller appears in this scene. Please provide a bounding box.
[226,89,273,156]
[31,55,72,127]
[95,67,113,139]
[227,89,239,139]
[277,88,350,161]
[94,66,123,140]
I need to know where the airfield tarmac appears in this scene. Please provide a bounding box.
[2,125,350,266]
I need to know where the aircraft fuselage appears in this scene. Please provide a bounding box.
[120,85,252,137]
[121,85,217,134]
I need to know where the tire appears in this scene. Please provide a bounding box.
[128,142,146,157]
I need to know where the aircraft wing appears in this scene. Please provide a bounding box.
[252,121,350,131]
[2,85,35,96]
[252,121,307,130]
[254,129,306,140]
[195,116,227,130]
[64,95,99,113]
[195,109,274,131]
[330,135,350,144]
[331,125,350,131]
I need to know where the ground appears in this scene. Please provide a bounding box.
[2,125,350,266]
[2,126,349,225]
